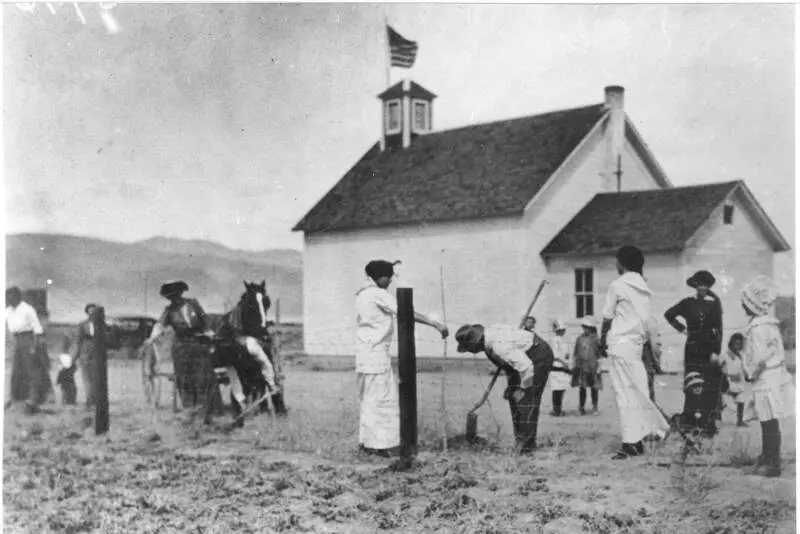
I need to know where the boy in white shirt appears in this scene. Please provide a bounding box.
[455,323,554,453]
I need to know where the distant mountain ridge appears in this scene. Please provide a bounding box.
[5,233,302,323]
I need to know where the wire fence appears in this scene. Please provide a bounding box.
[40,316,789,455]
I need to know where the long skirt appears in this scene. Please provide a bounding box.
[10,333,47,406]
[172,339,218,417]
[357,367,400,450]
[607,341,670,443]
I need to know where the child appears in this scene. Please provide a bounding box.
[641,315,662,402]
[676,371,717,437]
[571,316,602,414]
[719,333,748,427]
[740,275,795,478]
[548,320,571,416]
[55,353,78,405]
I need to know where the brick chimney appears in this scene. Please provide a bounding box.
[603,85,625,192]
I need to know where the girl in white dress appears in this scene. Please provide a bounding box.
[740,275,795,478]
[549,320,572,416]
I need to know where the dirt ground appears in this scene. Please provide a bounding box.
[3,358,796,533]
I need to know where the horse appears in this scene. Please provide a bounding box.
[212,280,287,426]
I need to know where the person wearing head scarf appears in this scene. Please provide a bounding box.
[145,281,217,421]
[599,246,670,460]
[5,286,45,413]
[739,275,794,478]
[571,316,603,414]
[664,270,725,425]
[455,322,554,454]
[355,260,448,457]
[548,319,572,416]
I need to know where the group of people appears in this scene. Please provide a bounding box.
[5,279,285,420]
[354,247,795,478]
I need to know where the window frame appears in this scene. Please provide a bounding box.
[411,99,430,133]
[723,203,734,225]
[574,268,595,319]
[385,99,402,135]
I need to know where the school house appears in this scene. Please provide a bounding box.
[292,81,791,372]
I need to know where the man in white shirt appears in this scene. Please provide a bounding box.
[5,286,45,413]
[599,246,670,460]
[355,260,448,457]
[455,323,554,454]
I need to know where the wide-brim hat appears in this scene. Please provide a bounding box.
[687,270,716,289]
[160,281,188,298]
[580,316,597,329]
[455,324,484,353]
[740,275,778,317]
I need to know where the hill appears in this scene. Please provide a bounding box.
[5,233,302,323]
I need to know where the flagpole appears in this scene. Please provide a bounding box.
[384,16,391,88]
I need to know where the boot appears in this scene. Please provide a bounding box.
[612,442,642,460]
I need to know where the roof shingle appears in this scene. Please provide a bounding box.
[293,104,607,233]
[540,182,742,256]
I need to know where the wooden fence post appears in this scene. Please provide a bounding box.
[397,288,417,458]
[93,306,110,435]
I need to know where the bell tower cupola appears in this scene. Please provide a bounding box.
[377,79,436,150]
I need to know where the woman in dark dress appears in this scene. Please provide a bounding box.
[145,281,218,422]
[664,270,724,434]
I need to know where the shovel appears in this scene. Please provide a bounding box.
[458,280,548,446]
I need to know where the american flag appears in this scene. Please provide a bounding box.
[387,25,418,68]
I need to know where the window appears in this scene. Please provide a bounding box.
[723,204,734,225]
[575,268,594,318]
[385,100,401,135]
[412,100,430,133]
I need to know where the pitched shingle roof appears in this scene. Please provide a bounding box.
[293,104,607,233]
[541,182,742,256]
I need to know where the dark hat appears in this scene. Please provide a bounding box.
[160,281,189,298]
[684,371,704,392]
[687,270,715,289]
[84,303,97,314]
[365,260,401,281]
[455,324,484,353]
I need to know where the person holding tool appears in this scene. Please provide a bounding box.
[455,322,554,454]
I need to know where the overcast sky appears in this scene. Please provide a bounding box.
[3,4,795,258]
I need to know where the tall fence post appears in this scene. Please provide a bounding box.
[397,288,417,458]
[93,306,110,435]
